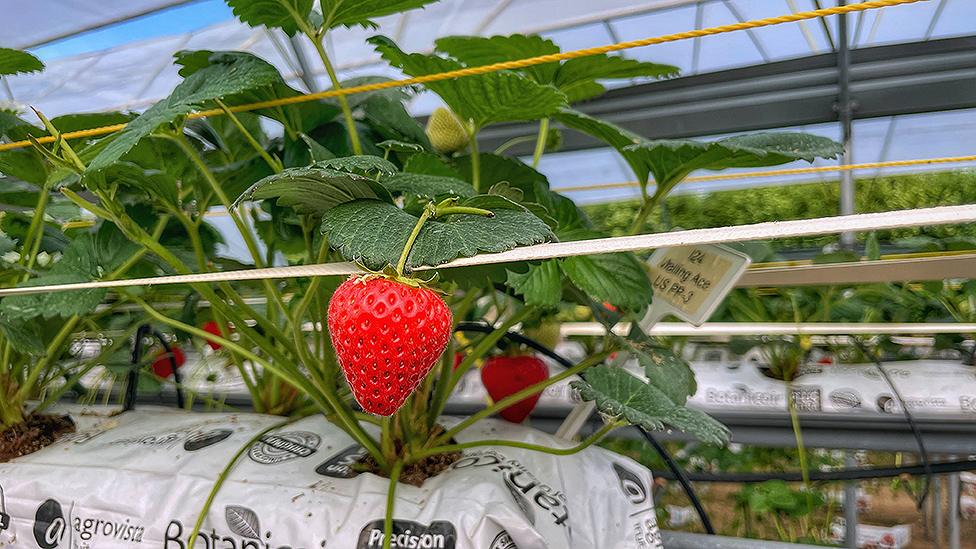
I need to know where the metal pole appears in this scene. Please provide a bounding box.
[837,0,856,250]
[949,456,960,549]
[934,475,944,549]
[289,34,319,93]
[844,452,858,549]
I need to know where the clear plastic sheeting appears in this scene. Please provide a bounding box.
[4,0,975,119]
[0,0,194,49]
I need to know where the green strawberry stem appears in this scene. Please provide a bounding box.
[395,204,436,276]
[383,459,405,549]
[394,202,494,276]
[215,98,283,173]
[414,421,619,461]
[531,117,549,168]
[468,129,481,192]
[437,206,495,216]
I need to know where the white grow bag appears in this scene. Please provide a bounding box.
[0,406,660,549]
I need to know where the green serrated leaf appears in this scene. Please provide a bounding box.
[488,182,524,202]
[624,132,845,197]
[300,133,336,162]
[622,338,696,405]
[377,140,425,154]
[454,153,550,199]
[381,172,476,200]
[0,149,48,185]
[0,314,44,355]
[403,153,462,178]
[553,108,650,184]
[435,34,561,84]
[320,0,438,29]
[213,154,276,203]
[322,195,554,270]
[370,36,567,129]
[434,35,677,103]
[225,0,313,35]
[235,166,393,216]
[561,250,653,313]
[50,112,134,135]
[0,48,44,76]
[89,52,286,171]
[554,55,678,102]
[315,155,397,177]
[506,261,561,307]
[362,96,432,150]
[572,366,729,445]
[0,229,138,321]
[83,162,180,210]
[176,50,326,136]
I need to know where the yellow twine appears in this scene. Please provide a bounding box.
[0,0,925,153]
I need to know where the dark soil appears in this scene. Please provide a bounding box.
[0,414,75,462]
[360,450,463,487]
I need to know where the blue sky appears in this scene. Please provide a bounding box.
[30,0,234,61]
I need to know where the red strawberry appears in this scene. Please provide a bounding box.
[481,355,549,423]
[202,320,225,350]
[328,276,452,416]
[151,346,186,378]
[453,352,465,371]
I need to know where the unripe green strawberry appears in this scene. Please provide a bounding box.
[425,107,469,154]
[328,276,452,416]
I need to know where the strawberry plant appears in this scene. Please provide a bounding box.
[0,3,845,544]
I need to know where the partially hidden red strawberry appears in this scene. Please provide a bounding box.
[481,355,549,423]
[328,276,452,416]
[453,352,465,371]
[202,320,225,350]
[151,346,186,378]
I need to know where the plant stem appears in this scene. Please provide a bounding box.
[436,206,494,217]
[786,381,811,490]
[18,181,52,278]
[306,31,362,155]
[187,416,305,548]
[435,350,613,446]
[382,460,404,549]
[215,99,282,173]
[469,133,481,192]
[493,135,536,155]
[170,134,291,323]
[417,422,617,461]
[531,118,549,168]
[13,316,79,402]
[628,187,669,236]
[395,203,435,276]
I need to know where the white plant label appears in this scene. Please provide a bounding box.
[640,243,751,329]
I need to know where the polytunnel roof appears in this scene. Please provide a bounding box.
[2,0,975,204]
[4,0,973,118]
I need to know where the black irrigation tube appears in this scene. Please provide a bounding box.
[454,321,717,535]
[853,338,932,508]
[652,458,976,483]
[125,325,185,411]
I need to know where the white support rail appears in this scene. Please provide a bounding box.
[0,205,972,298]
